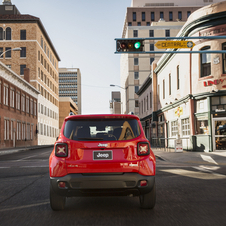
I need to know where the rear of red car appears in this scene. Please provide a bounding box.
[49,114,156,210]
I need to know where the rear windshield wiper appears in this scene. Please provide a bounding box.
[77,137,104,140]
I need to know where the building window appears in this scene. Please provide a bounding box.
[21,94,25,112]
[27,124,30,140]
[20,65,26,75]
[169,11,173,21]
[134,72,139,79]
[135,100,139,108]
[128,22,132,26]
[17,121,21,141]
[222,42,226,74]
[5,47,11,58]
[10,88,15,108]
[146,22,150,26]
[20,47,26,58]
[134,58,138,65]
[187,11,191,18]
[142,12,145,21]
[182,118,190,136]
[4,119,10,140]
[0,47,3,58]
[160,12,164,19]
[31,125,33,140]
[135,86,139,93]
[137,22,141,26]
[163,80,165,99]
[149,30,154,37]
[6,27,11,40]
[22,122,26,140]
[165,30,170,37]
[151,12,155,21]
[0,27,3,40]
[177,65,180,90]
[3,84,8,105]
[20,30,26,40]
[150,44,154,51]
[171,120,178,137]
[133,30,138,37]
[16,91,20,110]
[169,74,171,95]
[26,96,29,114]
[200,46,211,78]
[41,37,43,48]
[178,11,182,20]
[133,12,136,21]
[150,92,152,108]
[150,58,154,65]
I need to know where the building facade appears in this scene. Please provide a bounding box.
[110,91,121,114]
[138,1,226,152]
[59,68,81,115]
[59,97,78,130]
[120,0,224,115]
[0,1,60,145]
[0,61,39,148]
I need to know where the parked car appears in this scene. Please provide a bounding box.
[49,114,156,210]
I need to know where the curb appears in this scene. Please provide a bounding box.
[0,145,54,156]
[155,155,166,161]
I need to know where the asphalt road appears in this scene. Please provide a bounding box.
[0,147,226,226]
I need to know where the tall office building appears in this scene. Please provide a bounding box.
[0,0,60,145]
[59,68,81,114]
[120,0,223,114]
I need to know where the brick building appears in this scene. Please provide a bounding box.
[0,61,39,148]
[0,0,60,145]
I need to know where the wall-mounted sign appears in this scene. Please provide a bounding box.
[203,78,226,88]
[213,56,220,65]
[215,109,226,112]
[175,107,183,117]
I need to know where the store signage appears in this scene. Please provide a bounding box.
[203,78,226,88]
[155,41,195,49]
[213,56,220,65]
[215,109,226,112]
[199,24,226,37]
[175,107,183,117]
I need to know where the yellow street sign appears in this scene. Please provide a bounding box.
[155,41,195,49]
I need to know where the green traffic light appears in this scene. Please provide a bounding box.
[134,42,141,49]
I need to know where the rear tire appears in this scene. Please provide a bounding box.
[50,183,66,211]
[139,182,156,209]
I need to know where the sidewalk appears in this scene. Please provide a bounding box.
[0,145,54,156]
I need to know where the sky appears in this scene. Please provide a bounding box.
[11,0,131,114]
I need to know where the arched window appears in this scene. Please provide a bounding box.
[222,42,226,74]
[6,27,11,40]
[0,27,3,40]
[200,46,211,77]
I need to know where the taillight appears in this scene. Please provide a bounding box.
[55,143,68,157]
[137,142,150,156]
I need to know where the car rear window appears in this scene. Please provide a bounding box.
[63,118,141,141]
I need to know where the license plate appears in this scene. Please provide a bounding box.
[93,151,113,160]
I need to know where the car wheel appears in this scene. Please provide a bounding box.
[50,183,66,211]
[139,182,156,209]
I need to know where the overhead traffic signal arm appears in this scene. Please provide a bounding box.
[116,38,144,53]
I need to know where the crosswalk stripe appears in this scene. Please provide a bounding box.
[161,169,226,180]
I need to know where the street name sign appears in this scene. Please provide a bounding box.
[155,41,195,49]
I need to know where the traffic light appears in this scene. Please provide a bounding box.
[116,39,144,53]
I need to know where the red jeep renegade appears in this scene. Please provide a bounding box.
[49,114,156,210]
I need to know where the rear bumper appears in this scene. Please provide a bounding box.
[50,173,155,197]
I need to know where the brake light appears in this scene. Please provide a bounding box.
[55,143,68,157]
[137,142,150,156]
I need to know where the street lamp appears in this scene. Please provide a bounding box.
[110,84,125,89]
[0,47,22,58]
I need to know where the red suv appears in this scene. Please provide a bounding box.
[49,114,156,210]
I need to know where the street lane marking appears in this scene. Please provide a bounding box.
[16,151,51,162]
[194,165,220,171]
[0,167,10,169]
[0,201,49,212]
[210,152,226,157]
[161,169,226,180]
[20,165,48,168]
[200,155,218,165]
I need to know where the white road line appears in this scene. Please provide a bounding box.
[200,154,218,165]
[161,168,226,180]
[210,152,226,157]
[194,165,220,171]
[20,166,48,168]
[0,167,10,169]
[16,151,51,162]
